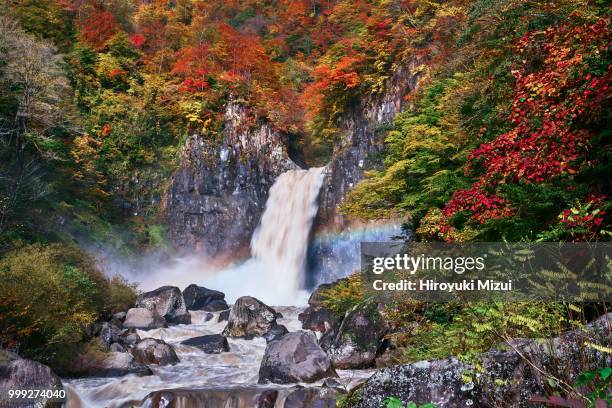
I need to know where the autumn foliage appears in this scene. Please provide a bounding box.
[441,16,611,240]
[340,2,610,242]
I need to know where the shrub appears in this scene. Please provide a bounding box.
[106,275,138,314]
[394,302,567,364]
[0,243,136,365]
[319,273,363,317]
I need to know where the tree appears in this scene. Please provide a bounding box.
[0,15,73,236]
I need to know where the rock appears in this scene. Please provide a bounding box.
[299,307,338,335]
[222,296,281,339]
[308,60,423,284]
[113,311,127,321]
[132,338,179,366]
[140,388,286,408]
[121,330,141,346]
[314,60,422,233]
[100,322,125,348]
[0,350,63,408]
[306,281,341,310]
[283,387,337,408]
[263,324,288,343]
[327,299,388,369]
[100,322,114,347]
[137,286,191,324]
[66,351,152,377]
[123,307,167,330]
[218,309,230,322]
[258,331,337,384]
[183,284,229,311]
[110,343,126,353]
[256,389,278,408]
[204,312,214,321]
[323,378,346,393]
[163,102,299,259]
[182,334,230,354]
[318,329,337,352]
[299,281,342,346]
[351,314,612,407]
[206,298,231,311]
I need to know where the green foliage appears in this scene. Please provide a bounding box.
[0,243,136,365]
[106,275,138,315]
[336,386,364,408]
[384,397,436,408]
[575,367,612,406]
[319,274,363,318]
[341,75,476,222]
[388,302,566,363]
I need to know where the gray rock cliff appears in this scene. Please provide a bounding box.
[163,103,298,258]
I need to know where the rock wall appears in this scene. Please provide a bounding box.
[163,103,298,258]
[307,58,423,286]
[316,57,424,231]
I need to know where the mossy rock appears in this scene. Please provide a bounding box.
[327,298,389,369]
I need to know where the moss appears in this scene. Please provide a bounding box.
[337,383,364,407]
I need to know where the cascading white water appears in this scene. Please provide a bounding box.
[250,167,325,293]
[200,167,325,305]
[65,308,372,408]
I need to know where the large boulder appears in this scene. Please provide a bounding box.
[181,334,230,354]
[326,299,388,369]
[222,296,281,339]
[137,286,191,324]
[259,331,337,384]
[0,349,63,408]
[65,351,152,377]
[351,314,612,408]
[123,307,167,330]
[131,338,179,365]
[183,284,229,311]
[140,387,288,408]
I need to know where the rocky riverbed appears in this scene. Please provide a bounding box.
[59,285,372,408]
[2,283,610,408]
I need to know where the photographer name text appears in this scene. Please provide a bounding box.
[372,279,513,292]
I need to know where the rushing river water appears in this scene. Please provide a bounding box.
[65,308,372,408]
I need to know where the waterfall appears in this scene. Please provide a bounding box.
[250,167,325,293]
[200,167,324,305]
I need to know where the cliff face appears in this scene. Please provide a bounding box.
[164,56,422,261]
[163,103,298,259]
[306,58,423,287]
[316,58,423,231]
